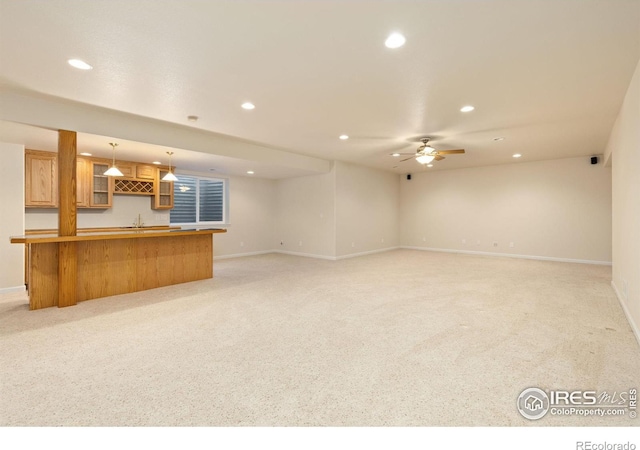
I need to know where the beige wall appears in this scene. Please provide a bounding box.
[215,175,276,258]
[335,161,399,258]
[0,142,25,292]
[400,157,612,263]
[275,167,337,259]
[608,58,640,342]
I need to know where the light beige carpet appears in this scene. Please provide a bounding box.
[1,250,638,426]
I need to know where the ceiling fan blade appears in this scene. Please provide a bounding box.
[435,149,465,155]
[399,156,416,162]
[434,155,445,161]
[390,152,418,156]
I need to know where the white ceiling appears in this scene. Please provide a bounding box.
[1,0,639,178]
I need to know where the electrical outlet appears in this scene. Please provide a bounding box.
[351,242,355,248]
[493,241,498,247]
[240,241,244,247]
[476,240,481,246]
[462,239,466,245]
[299,240,303,246]
[422,236,426,242]
[280,241,284,246]
[509,242,514,248]
[381,238,384,243]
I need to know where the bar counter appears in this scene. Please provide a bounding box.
[10,227,227,310]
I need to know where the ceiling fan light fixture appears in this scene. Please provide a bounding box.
[416,154,435,164]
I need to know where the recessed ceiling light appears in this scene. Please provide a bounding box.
[493,137,505,141]
[513,154,522,158]
[427,164,433,168]
[460,105,475,112]
[152,161,162,165]
[241,102,255,110]
[392,153,400,157]
[68,59,92,70]
[247,170,254,175]
[187,115,199,122]
[79,152,92,156]
[339,135,349,140]
[385,33,406,49]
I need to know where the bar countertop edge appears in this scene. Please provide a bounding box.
[10,227,227,244]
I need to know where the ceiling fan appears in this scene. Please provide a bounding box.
[393,138,465,164]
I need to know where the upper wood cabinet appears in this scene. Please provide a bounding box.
[151,168,174,210]
[76,157,90,208]
[136,165,155,180]
[114,163,155,181]
[25,150,58,208]
[24,150,173,209]
[89,160,113,208]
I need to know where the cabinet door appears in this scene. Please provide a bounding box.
[151,169,174,209]
[116,163,135,178]
[90,161,113,208]
[25,150,57,207]
[76,157,90,208]
[136,164,155,180]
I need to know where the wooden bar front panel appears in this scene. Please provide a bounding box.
[27,234,214,309]
[77,239,137,301]
[29,243,59,310]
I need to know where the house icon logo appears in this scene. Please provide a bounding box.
[517,387,550,420]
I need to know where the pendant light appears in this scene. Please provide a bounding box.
[162,151,178,181]
[103,142,124,176]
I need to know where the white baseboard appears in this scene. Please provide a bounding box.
[0,285,26,295]
[401,246,612,266]
[335,246,399,260]
[275,246,399,261]
[611,280,640,348]
[214,250,273,260]
[274,250,337,261]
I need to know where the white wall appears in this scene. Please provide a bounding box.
[335,161,399,258]
[607,58,640,342]
[0,142,26,292]
[275,167,337,259]
[400,157,612,263]
[215,175,276,258]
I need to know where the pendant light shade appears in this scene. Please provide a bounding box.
[162,151,178,181]
[104,142,124,177]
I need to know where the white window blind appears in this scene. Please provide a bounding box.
[170,175,226,224]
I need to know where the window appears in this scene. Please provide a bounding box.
[170,175,226,225]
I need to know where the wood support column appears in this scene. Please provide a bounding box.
[57,130,77,307]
